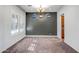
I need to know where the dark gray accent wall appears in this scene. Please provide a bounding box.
[26,12,57,35]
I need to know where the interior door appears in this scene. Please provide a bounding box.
[61,16,64,42]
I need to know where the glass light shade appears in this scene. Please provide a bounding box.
[36,8,45,12]
[39,15,43,18]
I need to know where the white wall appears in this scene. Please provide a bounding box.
[0,5,26,52]
[57,5,79,52]
[0,6,5,52]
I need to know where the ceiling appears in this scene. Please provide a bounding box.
[19,5,63,12]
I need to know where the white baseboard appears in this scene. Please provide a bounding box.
[26,35,57,37]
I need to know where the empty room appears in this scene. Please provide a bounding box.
[0,5,79,53]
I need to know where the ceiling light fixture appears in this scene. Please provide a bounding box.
[32,5,49,19]
[32,5,48,13]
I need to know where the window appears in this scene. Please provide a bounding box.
[19,16,24,32]
[11,14,19,34]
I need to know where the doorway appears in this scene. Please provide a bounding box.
[61,14,64,42]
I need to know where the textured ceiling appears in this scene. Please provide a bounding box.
[19,5,63,12]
